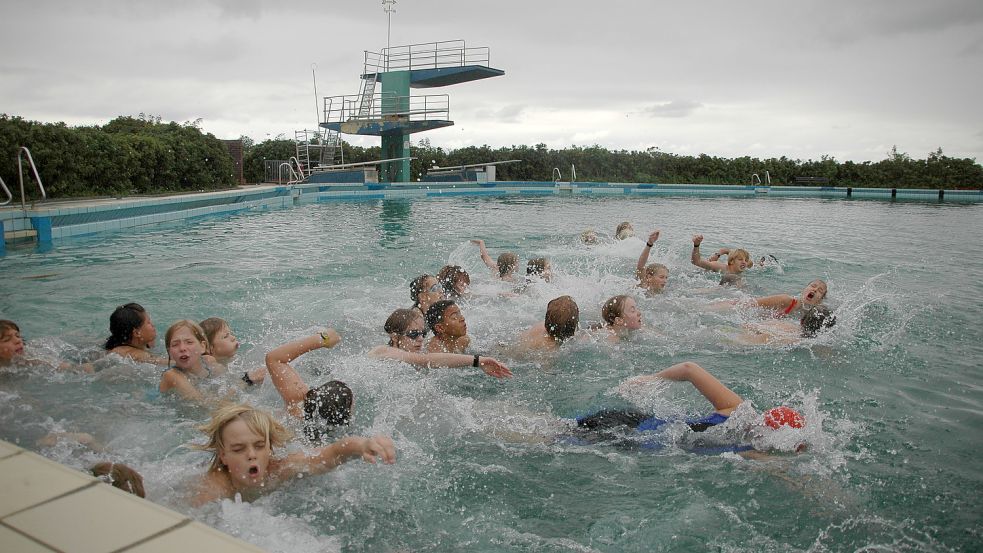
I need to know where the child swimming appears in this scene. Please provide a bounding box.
[264,329,354,443]
[599,295,643,343]
[436,265,471,298]
[734,305,837,345]
[471,239,519,282]
[0,319,25,367]
[200,317,266,387]
[635,229,669,295]
[691,235,751,285]
[581,362,806,453]
[159,320,226,402]
[191,403,395,505]
[369,308,511,378]
[104,303,166,365]
[424,300,472,354]
[517,295,580,351]
[409,274,445,321]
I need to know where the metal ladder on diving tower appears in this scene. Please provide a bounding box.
[294,129,344,176]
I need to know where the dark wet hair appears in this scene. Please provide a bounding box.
[577,409,649,431]
[526,258,549,276]
[409,274,434,307]
[0,320,20,335]
[384,308,423,346]
[302,380,354,444]
[436,265,470,297]
[104,303,147,350]
[91,462,145,498]
[425,299,456,334]
[545,295,579,342]
[801,305,836,337]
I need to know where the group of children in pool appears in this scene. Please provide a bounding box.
[0,220,836,504]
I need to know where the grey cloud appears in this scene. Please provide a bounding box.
[641,101,703,119]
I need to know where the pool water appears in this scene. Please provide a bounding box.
[1,196,982,552]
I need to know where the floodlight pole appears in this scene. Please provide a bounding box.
[383,0,396,71]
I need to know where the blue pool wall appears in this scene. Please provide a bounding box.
[2,181,982,251]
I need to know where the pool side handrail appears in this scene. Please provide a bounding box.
[16,146,47,209]
[0,174,12,205]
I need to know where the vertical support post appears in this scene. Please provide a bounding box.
[379,70,412,183]
[846,187,852,197]
[0,220,5,256]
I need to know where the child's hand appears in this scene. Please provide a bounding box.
[647,230,660,244]
[692,234,704,246]
[478,356,513,379]
[361,435,397,464]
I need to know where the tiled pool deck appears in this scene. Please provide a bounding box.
[2,181,981,254]
[0,439,265,553]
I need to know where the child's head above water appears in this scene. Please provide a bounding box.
[641,263,669,292]
[526,257,552,281]
[0,320,24,364]
[615,222,634,240]
[199,317,239,360]
[601,295,642,330]
[496,252,518,277]
[105,303,154,350]
[726,249,751,273]
[164,320,209,369]
[196,403,292,478]
[302,380,353,443]
[436,265,470,297]
[800,305,836,337]
[545,295,580,343]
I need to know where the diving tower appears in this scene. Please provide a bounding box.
[320,40,504,183]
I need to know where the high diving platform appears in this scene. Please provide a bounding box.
[318,39,505,182]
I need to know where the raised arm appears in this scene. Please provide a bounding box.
[278,435,396,479]
[635,230,661,280]
[265,329,341,419]
[691,235,727,272]
[471,239,498,273]
[625,361,743,415]
[370,346,512,378]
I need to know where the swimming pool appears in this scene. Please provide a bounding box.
[1,195,981,552]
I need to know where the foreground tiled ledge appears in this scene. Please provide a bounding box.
[0,439,266,553]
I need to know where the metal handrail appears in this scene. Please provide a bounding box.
[0,175,12,206]
[363,40,492,74]
[552,168,562,183]
[17,147,46,208]
[751,173,762,185]
[323,93,450,125]
[570,164,577,182]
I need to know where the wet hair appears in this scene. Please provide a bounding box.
[728,249,751,264]
[601,295,632,326]
[642,263,668,278]
[302,380,354,443]
[195,403,292,473]
[104,303,148,350]
[409,274,435,307]
[424,299,456,334]
[91,462,145,498]
[526,257,550,277]
[163,320,208,364]
[436,265,470,297]
[496,252,518,277]
[581,229,598,244]
[199,317,228,354]
[545,295,580,342]
[0,320,20,336]
[577,409,649,430]
[615,221,634,240]
[801,305,836,337]
[384,308,423,346]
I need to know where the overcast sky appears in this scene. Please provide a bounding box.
[2,0,982,163]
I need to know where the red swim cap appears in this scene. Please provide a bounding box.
[763,406,804,429]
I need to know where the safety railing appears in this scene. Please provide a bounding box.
[0,175,12,206]
[15,147,47,209]
[364,40,491,74]
[323,92,449,125]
